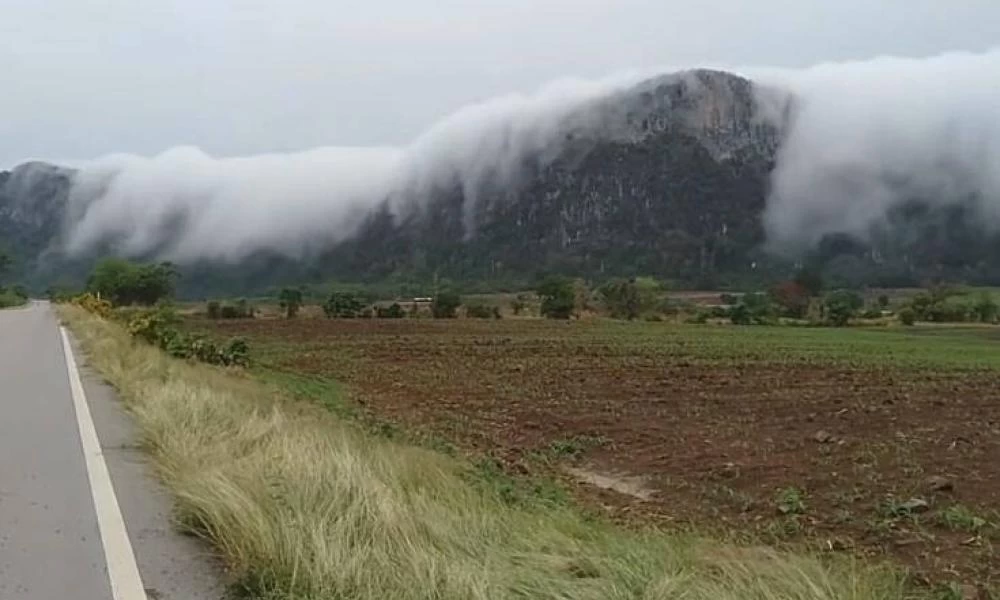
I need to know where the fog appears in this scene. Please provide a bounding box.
[756,49,1000,252]
[60,48,1000,262]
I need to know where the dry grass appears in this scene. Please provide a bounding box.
[62,306,914,600]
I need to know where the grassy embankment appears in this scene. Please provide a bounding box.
[62,305,913,600]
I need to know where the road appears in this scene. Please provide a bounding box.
[0,301,224,599]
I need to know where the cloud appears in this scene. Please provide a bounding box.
[59,48,1000,264]
[754,48,1000,251]
[63,70,654,262]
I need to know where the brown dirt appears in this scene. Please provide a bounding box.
[196,317,1000,587]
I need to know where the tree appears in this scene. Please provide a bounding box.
[431,291,461,318]
[898,307,916,326]
[537,276,576,319]
[87,258,177,307]
[824,290,863,327]
[279,287,304,318]
[972,293,999,323]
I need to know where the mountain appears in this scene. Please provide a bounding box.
[2,69,999,296]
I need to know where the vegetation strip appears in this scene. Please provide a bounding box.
[61,305,910,600]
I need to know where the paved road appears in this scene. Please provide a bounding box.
[0,301,224,599]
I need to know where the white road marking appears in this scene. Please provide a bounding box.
[60,327,147,600]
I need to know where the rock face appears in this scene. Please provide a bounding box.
[322,70,785,287]
[2,68,1000,295]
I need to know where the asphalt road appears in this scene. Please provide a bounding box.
[0,301,224,599]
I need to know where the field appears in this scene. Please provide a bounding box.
[190,316,1000,592]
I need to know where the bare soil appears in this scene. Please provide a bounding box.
[197,318,1000,587]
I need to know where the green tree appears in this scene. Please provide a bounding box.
[431,291,461,319]
[824,290,863,327]
[279,287,304,318]
[973,293,999,323]
[87,258,177,306]
[537,276,576,319]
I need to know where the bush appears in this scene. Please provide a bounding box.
[0,286,27,308]
[770,281,811,318]
[465,303,494,319]
[431,292,461,319]
[860,307,883,320]
[206,301,222,319]
[510,293,530,316]
[730,293,776,325]
[125,309,249,367]
[73,292,113,318]
[898,307,916,326]
[537,276,576,320]
[824,290,864,327]
[376,303,406,319]
[324,292,365,318]
[877,294,890,309]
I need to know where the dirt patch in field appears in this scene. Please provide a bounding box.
[196,318,1000,587]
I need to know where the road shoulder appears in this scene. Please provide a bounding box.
[65,330,228,600]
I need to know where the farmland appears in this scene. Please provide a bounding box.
[190,316,1000,590]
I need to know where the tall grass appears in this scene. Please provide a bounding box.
[62,306,912,600]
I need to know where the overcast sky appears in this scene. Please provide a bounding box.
[2,0,997,167]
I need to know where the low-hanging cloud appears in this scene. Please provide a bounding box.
[63,69,655,263]
[755,48,1000,252]
[60,48,1000,263]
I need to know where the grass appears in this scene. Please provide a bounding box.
[60,305,917,600]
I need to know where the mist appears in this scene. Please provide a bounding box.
[756,49,1000,252]
[63,70,654,262]
[59,48,1000,263]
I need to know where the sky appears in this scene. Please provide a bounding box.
[2,0,999,167]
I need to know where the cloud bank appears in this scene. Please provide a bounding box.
[60,48,1000,262]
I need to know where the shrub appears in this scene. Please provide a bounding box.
[824,290,864,327]
[465,303,494,319]
[537,276,576,320]
[376,303,406,319]
[431,292,461,319]
[73,292,113,318]
[206,301,222,319]
[324,292,364,318]
[898,307,916,326]
[126,310,249,367]
[730,293,776,325]
[770,281,811,318]
[729,303,752,325]
[860,307,883,320]
[877,294,890,309]
[510,293,530,316]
